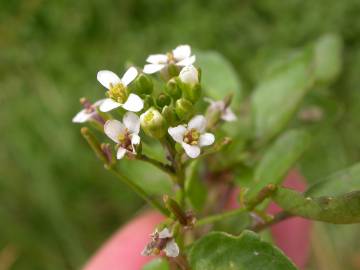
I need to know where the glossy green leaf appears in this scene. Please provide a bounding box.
[251,50,314,141]
[142,258,170,270]
[272,187,360,224]
[196,51,242,104]
[185,161,207,211]
[313,33,343,83]
[246,129,310,200]
[306,162,360,197]
[189,230,298,270]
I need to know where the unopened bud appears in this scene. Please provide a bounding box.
[175,98,193,120]
[165,78,182,100]
[156,93,171,108]
[179,65,199,85]
[162,105,178,126]
[140,107,167,138]
[134,74,153,95]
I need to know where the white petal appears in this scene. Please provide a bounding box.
[146,54,168,64]
[164,239,179,258]
[97,70,121,89]
[104,119,126,143]
[168,125,186,143]
[179,65,199,85]
[72,110,92,123]
[123,112,140,134]
[182,143,201,158]
[99,98,121,112]
[116,147,127,159]
[122,94,144,112]
[93,98,107,107]
[158,228,172,239]
[143,64,165,74]
[131,134,141,145]
[172,45,191,61]
[176,55,196,66]
[222,108,237,122]
[121,67,138,86]
[203,97,215,105]
[188,115,206,133]
[199,133,215,147]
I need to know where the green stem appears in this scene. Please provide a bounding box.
[106,165,170,217]
[136,154,175,176]
[195,208,247,227]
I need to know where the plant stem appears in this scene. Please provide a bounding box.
[195,207,247,227]
[136,154,175,176]
[251,211,292,232]
[106,165,170,217]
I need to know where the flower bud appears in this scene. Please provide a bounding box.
[179,65,199,85]
[165,78,182,100]
[143,95,155,111]
[175,98,193,120]
[162,105,178,126]
[133,74,153,95]
[140,107,167,138]
[156,93,171,108]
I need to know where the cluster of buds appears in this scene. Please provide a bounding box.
[73,45,236,160]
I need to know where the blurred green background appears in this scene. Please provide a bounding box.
[1,0,360,269]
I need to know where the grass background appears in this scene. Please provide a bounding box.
[1,0,360,269]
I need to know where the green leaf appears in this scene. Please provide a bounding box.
[185,161,207,211]
[246,129,310,200]
[306,162,360,197]
[189,230,298,270]
[272,187,360,224]
[251,50,315,141]
[313,33,343,84]
[142,258,170,270]
[196,51,242,104]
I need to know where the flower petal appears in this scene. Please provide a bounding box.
[164,239,180,258]
[131,134,141,146]
[168,125,186,143]
[123,112,140,134]
[143,64,165,74]
[116,147,127,159]
[146,54,168,64]
[122,94,144,112]
[188,115,206,133]
[182,142,201,158]
[222,108,237,122]
[104,119,126,143]
[173,45,191,61]
[93,98,107,107]
[121,67,138,86]
[176,55,196,66]
[158,228,172,239]
[199,133,215,147]
[72,109,92,123]
[97,70,121,89]
[99,98,121,112]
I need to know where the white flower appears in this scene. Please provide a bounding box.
[143,45,196,74]
[179,65,199,85]
[141,228,180,258]
[72,98,106,123]
[103,112,141,159]
[168,115,215,158]
[204,97,237,122]
[97,67,144,112]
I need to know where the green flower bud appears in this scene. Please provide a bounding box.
[140,107,167,139]
[134,74,153,95]
[165,78,182,100]
[156,93,171,108]
[162,105,178,126]
[175,98,193,120]
[178,65,202,103]
[143,95,155,111]
[167,63,180,78]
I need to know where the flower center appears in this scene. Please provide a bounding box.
[167,52,175,64]
[118,129,133,151]
[184,128,200,145]
[80,98,96,113]
[107,83,128,104]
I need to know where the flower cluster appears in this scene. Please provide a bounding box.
[73,44,236,160]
